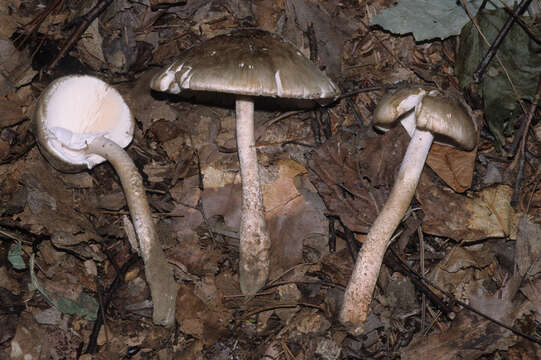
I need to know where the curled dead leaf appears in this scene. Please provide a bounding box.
[418,182,518,242]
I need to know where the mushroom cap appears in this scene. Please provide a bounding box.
[373,87,428,129]
[416,94,477,151]
[373,87,477,151]
[150,28,340,101]
[33,75,134,173]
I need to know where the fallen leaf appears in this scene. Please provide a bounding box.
[0,96,24,127]
[426,143,477,193]
[418,179,517,242]
[401,311,517,360]
[515,214,541,278]
[308,127,408,233]
[175,283,230,345]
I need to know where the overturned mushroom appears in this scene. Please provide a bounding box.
[151,29,340,294]
[339,88,477,335]
[33,75,177,327]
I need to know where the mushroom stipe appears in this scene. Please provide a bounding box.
[151,28,340,294]
[34,75,177,327]
[339,88,477,335]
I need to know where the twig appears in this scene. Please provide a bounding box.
[511,74,541,207]
[346,97,367,128]
[477,0,491,13]
[496,0,541,43]
[473,0,534,82]
[85,254,139,354]
[459,0,527,114]
[387,248,456,319]
[240,302,324,320]
[95,273,109,353]
[306,22,318,63]
[280,140,315,148]
[418,226,426,332]
[46,0,114,72]
[14,0,64,51]
[263,279,346,291]
[389,248,541,346]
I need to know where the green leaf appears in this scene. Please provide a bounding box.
[29,255,98,321]
[370,0,502,41]
[55,294,98,321]
[8,242,26,270]
[456,9,541,146]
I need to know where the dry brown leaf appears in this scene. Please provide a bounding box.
[265,160,329,277]
[426,143,477,193]
[515,214,541,278]
[308,127,409,233]
[0,39,37,92]
[401,311,517,360]
[175,283,230,345]
[418,180,517,242]
[0,96,24,128]
[17,150,101,242]
[262,159,306,213]
[118,70,179,132]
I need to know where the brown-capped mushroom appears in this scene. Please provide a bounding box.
[151,29,340,294]
[339,88,477,335]
[33,75,177,327]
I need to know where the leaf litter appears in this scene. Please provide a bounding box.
[0,0,540,359]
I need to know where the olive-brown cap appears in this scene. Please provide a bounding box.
[373,87,428,129]
[150,29,340,100]
[373,87,476,151]
[416,94,477,151]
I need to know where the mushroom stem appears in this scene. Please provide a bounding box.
[339,128,434,335]
[87,136,177,327]
[236,97,271,295]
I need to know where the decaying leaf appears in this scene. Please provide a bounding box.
[264,159,329,278]
[515,214,541,278]
[308,127,409,233]
[0,39,37,93]
[402,311,518,360]
[418,180,518,242]
[426,142,477,193]
[18,150,102,244]
[0,96,25,128]
[200,159,329,278]
[175,283,230,345]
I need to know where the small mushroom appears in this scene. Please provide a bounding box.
[151,29,340,294]
[339,88,477,335]
[33,75,177,327]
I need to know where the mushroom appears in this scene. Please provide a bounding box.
[33,75,177,327]
[339,88,477,335]
[151,29,340,294]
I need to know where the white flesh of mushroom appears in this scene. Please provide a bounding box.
[236,97,271,295]
[35,75,177,327]
[339,126,434,335]
[41,76,132,168]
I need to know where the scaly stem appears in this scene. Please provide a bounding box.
[339,129,434,335]
[236,97,271,295]
[88,136,177,327]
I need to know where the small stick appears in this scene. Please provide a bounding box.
[459,0,527,114]
[86,254,139,354]
[14,0,64,51]
[46,0,113,72]
[473,0,534,82]
[510,74,541,206]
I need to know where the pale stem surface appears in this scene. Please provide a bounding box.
[339,129,434,335]
[236,97,271,295]
[88,136,177,327]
